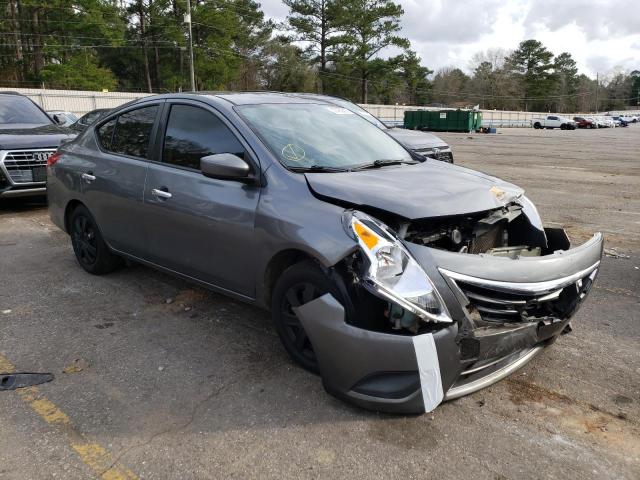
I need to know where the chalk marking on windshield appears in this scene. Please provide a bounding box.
[282,143,306,162]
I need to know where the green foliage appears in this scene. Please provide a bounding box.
[333,0,409,102]
[506,39,555,110]
[283,0,345,92]
[40,53,117,90]
[0,2,637,112]
[261,36,317,92]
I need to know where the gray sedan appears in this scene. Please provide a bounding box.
[47,92,603,414]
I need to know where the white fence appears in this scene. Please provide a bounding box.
[0,87,150,116]
[3,87,638,127]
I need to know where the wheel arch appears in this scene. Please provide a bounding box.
[260,248,319,309]
[63,199,85,233]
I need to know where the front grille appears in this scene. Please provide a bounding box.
[442,265,599,324]
[2,150,55,184]
[435,151,453,162]
[414,147,453,162]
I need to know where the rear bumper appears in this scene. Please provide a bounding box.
[295,231,603,414]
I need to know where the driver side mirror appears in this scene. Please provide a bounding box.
[52,114,63,125]
[200,153,250,181]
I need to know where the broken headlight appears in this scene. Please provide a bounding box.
[344,211,452,324]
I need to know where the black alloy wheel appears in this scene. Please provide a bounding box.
[271,261,344,373]
[280,281,324,368]
[72,214,97,266]
[69,205,120,274]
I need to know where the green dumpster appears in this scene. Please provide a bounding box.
[403,109,482,132]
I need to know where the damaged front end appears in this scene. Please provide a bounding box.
[294,197,603,414]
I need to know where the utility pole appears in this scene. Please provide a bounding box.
[595,72,599,113]
[185,0,196,91]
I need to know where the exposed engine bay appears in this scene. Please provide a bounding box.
[397,202,545,257]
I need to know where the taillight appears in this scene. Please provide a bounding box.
[47,151,62,166]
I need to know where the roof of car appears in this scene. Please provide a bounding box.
[183,91,333,106]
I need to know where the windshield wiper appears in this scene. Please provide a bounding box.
[351,159,419,171]
[288,164,349,173]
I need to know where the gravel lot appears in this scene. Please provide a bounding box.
[1,126,638,479]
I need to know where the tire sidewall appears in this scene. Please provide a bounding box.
[70,205,118,274]
[271,260,344,373]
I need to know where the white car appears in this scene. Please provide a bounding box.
[595,116,614,128]
[532,115,576,130]
[47,110,78,127]
[618,114,637,123]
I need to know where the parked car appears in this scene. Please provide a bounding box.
[47,110,78,127]
[532,115,576,130]
[48,92,603,414]
[0,91,75,198]
[289,94,454,163]
[573,116,596,129]
[611,116,629,127]
[69,108,111,133]
[598,116,616,128]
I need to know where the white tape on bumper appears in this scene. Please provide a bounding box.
[412,333,444,412]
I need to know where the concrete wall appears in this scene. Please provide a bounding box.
[3,87,638,127]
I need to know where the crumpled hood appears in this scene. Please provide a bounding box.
[305,160,524,219]
[0,124,76,150]
[386,128,449,150]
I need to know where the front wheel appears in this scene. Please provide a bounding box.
[271,260,345,373]
[70,205,120,275]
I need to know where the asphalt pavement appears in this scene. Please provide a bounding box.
[0,126,638,479]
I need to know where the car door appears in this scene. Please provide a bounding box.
[142,100,261,298]
[80,103,161,257]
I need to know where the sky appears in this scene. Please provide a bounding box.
[258,0,640,80]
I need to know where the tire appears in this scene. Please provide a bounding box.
[560,124,566,130]
[69,205,120,275]
[533,122,541,129]
[271,260,345,373]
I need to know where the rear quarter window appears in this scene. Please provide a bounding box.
[96,118,116,150]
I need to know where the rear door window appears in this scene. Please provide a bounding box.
[108,105,158,158]
[162,104,244,170]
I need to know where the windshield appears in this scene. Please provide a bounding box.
[0,95,52,125]
[323,98,388,130]
[238,103,412,170]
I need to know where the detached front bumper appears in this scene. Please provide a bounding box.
[295,231,604,414]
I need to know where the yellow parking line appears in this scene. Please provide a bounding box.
[0,353,138,480]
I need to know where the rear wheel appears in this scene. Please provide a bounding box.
[271,261,345,373]
[533,122,541,129]
[70,205,120,274]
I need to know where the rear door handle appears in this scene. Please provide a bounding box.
[151,188,172,199]
[81,172,96,183]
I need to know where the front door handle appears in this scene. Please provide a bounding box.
[81,172,96,183]
[151,188,172,200]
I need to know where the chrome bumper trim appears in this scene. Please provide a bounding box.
[0,187,46,198]
[439,257,601,295]
[444,346,544,400]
